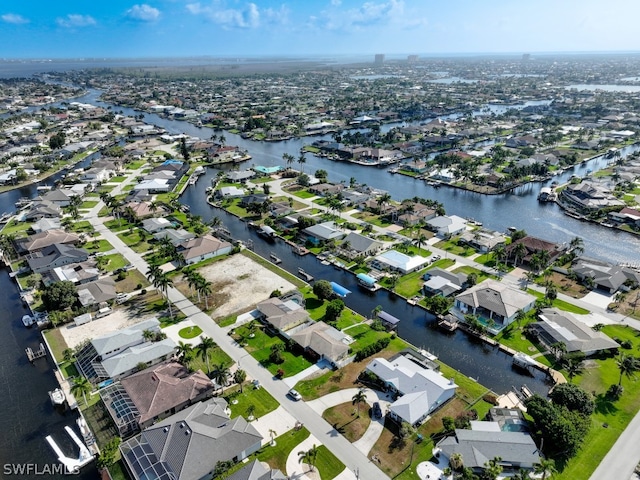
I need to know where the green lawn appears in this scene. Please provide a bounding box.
[291,189,316,199]
[434,238,476,257]
[68,220,94,233]
[224,384,279,420]
[427,258,456,270]
[79,200,99,209]
[235,325,313,377]
[527,289,590,314]
[452,265,492,283]
[347,324,391,353]
[256,427,310,474]
[0,219,31,236]
[85,239,114,253]
[556,324,640,479]
[179,325,202,339]
[43,328,69,362]
[187,345,232,374]
[100,253,128,272]
[315,445,346,480]
[108,176,127,183]
[379,266,430,298]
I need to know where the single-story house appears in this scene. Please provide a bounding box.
[178,234,233,265]
[75,319,176,384]
[133,178,171,193]
[47,261,100,285]
[153,228,196,246]
[437,428,541,474]
[226,170,255,182]
[302,221,345,245]
[31,217,61,233]
[506,236,565,267]
[142,217,172,233]
[290,321,354,367]
[371,250,429,275]
[453,279,537,332]
[216,186,246,198]
[256,296,310,333]
[366,354,457,426]
[26,243,89,274]
[534,308,620,356]
[426,215,468,237]
[458,229,507,253]
[16,229,80,254]
[23,201,62,221]
[572,258,640,293]
[341,232,383,256]
[77,277,117,307]
[100,361,215,437]
[422,268,466,297]
[120,397,262,480]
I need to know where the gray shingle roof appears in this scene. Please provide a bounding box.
[92,318,161,356]
[455,280,536,319]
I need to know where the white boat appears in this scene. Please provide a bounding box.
[22,314,34,327]
[513,352,538,370]
[49,388,66,406]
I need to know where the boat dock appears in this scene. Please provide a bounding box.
[269,252,282,264]
[437,315,459,332]
[45,425,95,473]
[26,343,47,362]
[297,268,314,282]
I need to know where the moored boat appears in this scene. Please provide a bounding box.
[49,388,66,406]
[22,314,34,327]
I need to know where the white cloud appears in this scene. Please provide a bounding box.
[186,1,287,29]
[126,4,161,22]
[56,14,96,28]
[1,13,29,24]
[320,0,417,31]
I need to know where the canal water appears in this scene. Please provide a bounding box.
[0,268,97,479]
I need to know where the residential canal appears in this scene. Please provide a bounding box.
[0,268,97,479]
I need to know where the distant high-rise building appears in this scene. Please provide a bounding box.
[522,53,531,61]
[374,54,385,65]
[407,55,419,63]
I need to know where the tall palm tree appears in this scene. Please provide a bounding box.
[352,388,367,417]
[211,363,230,393]
[146,264,162,287]
[142,329,156,342]
[196,336,216,374]
[234,368,247,392]
[298,444,319,472]
[569,236,584,257]
[376,192,392,213]
[513,241,527,266]
[282,153,295,170]
[297,152,306,173]
[197,278,213,310]
[616,353,639,385]
[533,458,557,480]
[70,376,92,406]
[564,357,584,383]
[154,272,175,318]
[415,233,427,252]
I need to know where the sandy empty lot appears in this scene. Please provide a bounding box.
[197,254,296,319]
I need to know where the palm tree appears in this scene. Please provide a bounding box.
[483,456,503,480]
[564,357,585,383]
[376,192,392,213]
[70,376,92,406]
[352,388,367,417]
[246,404,256,420]
[211,363,230,394]
[197,278,213,310]
[515,309,527,329]
[513,468,531,480]
[269,429,277,446]
[196,336,216,374]
[282,153,295,170]
[183,268,199,299]
[616,353,639,385]
[513,241,527,266]
[569,236,584,257]
[234,368,247,392]
[142,329,155,342]
[297,152,306,173]
[146,264,162,287]
[415,233,427,252]
[449,452,464,471]
[154,272,175,318]
[533,458,557,480]
[176,341,193,364]
[298,444,319,472]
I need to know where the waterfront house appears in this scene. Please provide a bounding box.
[458,229,507,253]
[100,361,215,437]
[153,228,196,246]
[572,258,640,293]
[302,221,345,245]
[430,168,456,183]
[37,188,75,207]
[452,279,537,332]
[533,308,619,356]
[81,164,113,183]
[426,215,468,237]
[308,183,345,196]
[16,229,80,254]
[216,186,246,198]
[26,243,89,274]
[560,182,625,213]
[226,170,256,183]
[23,201,62,222]
[178,234,233,265]
[371,249,429,275]
[142,217,172,233]
[366,354,457,426]
[608,206,640,227]
[437,428,541,474]
[133,178,171,193]
[120,397,262,480]
[505,135,539,148]
[75,319,176,384]
[341,232,383,256]
[422,268,466,297]
[77,277,117,307]
[31,217,61,233]
[290,321,354,368]
[256,296,310,334]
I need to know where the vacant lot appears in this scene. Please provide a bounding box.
[196,253,296,318]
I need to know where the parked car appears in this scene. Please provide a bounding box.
[372,402,383,419]
[287,389,302,401]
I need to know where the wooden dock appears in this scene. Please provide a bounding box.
[437,317,459,332]
[297,268,314,282]
[26,343,47,362]
[269,252,282,264]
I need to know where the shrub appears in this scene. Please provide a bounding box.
[355,337,390,361]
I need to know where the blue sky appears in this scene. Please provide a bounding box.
[2,0,640,58]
